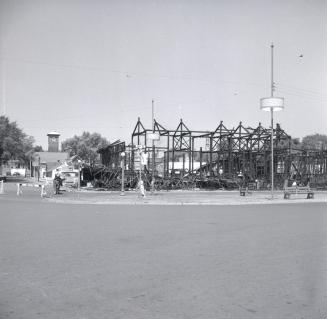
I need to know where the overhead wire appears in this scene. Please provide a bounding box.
[277,88,327,103]
[278,82,327,97]
[0,55,268,90]
[277,83,327,101]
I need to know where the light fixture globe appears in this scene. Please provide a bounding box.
[260,97,284,112]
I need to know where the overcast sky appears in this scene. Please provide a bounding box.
[0,0,326,149]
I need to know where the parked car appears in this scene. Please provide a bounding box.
[0,176,6,182]
[60,171,79,187]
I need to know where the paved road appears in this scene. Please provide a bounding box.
[1,197,327,318]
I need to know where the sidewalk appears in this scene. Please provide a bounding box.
[2,181,327,205]
[51,188,327,205]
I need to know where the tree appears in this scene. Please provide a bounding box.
[290,137,302,149]
[302,134,327,150]
[61,132,109,164]
[33,145,43,152]
[0,116,35,164]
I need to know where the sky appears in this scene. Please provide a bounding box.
[0,0,326,149]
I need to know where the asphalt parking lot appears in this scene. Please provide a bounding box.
[1,184,327,319]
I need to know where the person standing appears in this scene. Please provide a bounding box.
[53,173,63,195]
[138,180,146,198]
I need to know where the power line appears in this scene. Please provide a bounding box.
[277,83,327,99]
[277,89,327,103]
[0,55,268,89]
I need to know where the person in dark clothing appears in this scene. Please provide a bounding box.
[53,173,63,194]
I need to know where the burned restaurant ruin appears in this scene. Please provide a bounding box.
[80,117,327,191]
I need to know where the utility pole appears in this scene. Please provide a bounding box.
[151,99,155,194]
[271,43,275,97]
[260,44,284,200]
[1,59,6,116]
[120,152,125,196]
[38,157,40,181]
[270,43,275,199]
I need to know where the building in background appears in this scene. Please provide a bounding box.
[47,131,60,152]
[33,132,69,179]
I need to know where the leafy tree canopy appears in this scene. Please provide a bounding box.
[61,131,109,164]
[290,137,302,149]
[33,145,43,152]
[0,116,35,164]
[302,133,327,150]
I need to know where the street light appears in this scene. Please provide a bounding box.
[260,97,284,199]
[260,44,284,199]
[152,100,155,194]
[149,99,160,194]
[120,152,126,196]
